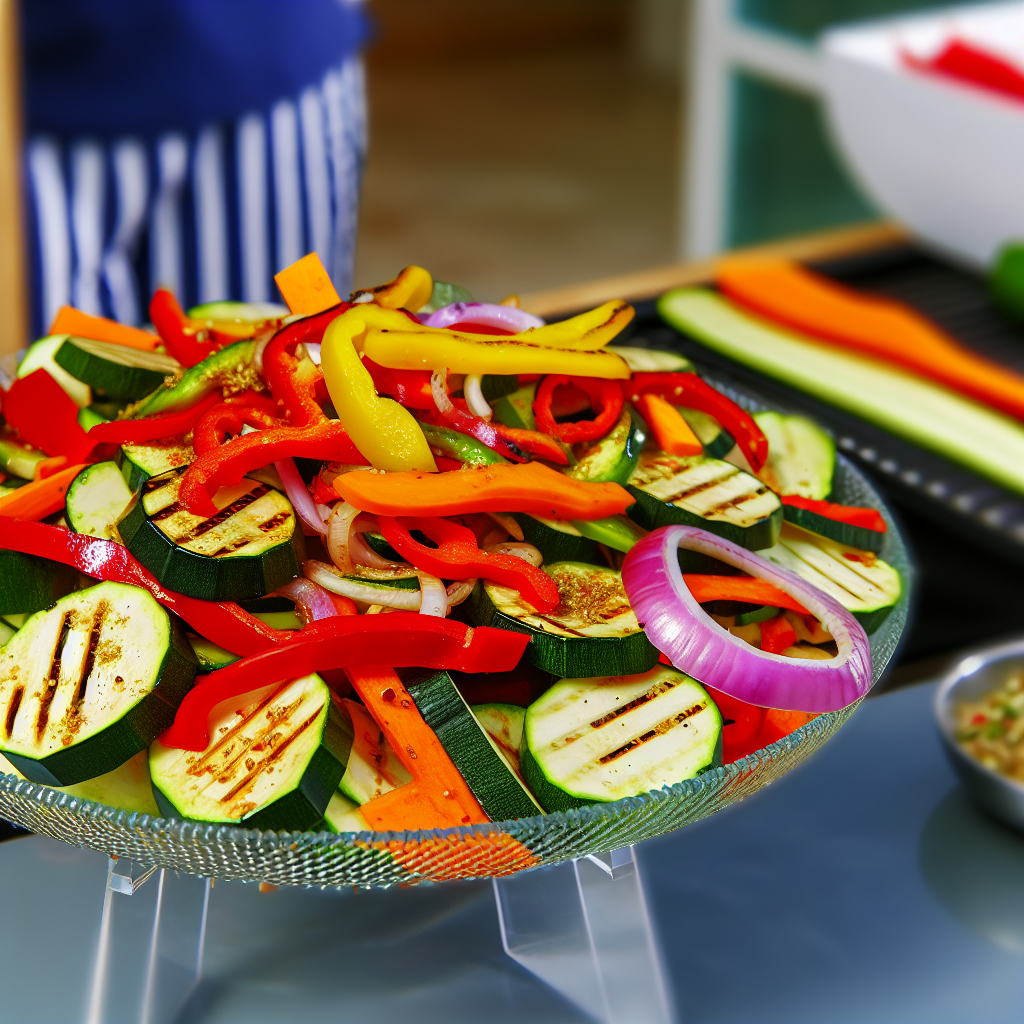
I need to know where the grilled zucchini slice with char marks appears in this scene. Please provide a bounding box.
[627,451,782,550]
[149,673,352,831]
[120,468,302,602]
[0,582,197,786]
[118,440,194,492]
[521,666,722,812]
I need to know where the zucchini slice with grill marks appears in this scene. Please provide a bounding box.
[337,698,412,805]
[471,703,526,774]
[627,451,782,550]
[469,561,659,678]
[753,411,835,500]
[780,503,885,553]
[756,522,901,633]
[323,790,370,832]
[118,440,193,492]
[54,337,180,402]
[149,673,352,830]
[66,461,133,541]
[521,666,722,812]
[404,668,543,820]
[119,468,302,601]
[0,581,198,786]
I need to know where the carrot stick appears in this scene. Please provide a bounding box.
[717,258,1024,422]
[49,306,160,352]
[0,463,86,519]
[274,252,342,315]
[334,462,634,521]
[683,574,809,615]
[635,393,703,456]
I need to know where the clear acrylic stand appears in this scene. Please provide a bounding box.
[85,856,211,1024]
[493,845,675,1024]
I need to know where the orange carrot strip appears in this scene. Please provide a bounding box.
[334,462,634,521]
[32,456,69,481]
[274,252,342,315]
[717,258,1024,422]
[683,574,809,615]
[635,393,703,456]
[49,306,160,352]
[0,463,87,520]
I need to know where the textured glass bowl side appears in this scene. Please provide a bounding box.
[0,419,911,886]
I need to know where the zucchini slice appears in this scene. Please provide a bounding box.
[471,703,526,774]
[753,411,835,500]
[627,452,782,550]
[606,347,693,373]
[0,620,16,647]
[0,550,77,616]
[469,561,660,678]
[756,522,902,633]
[118,440,193,492]
[17,335,92,407]
[676,407,734,460]
[322,790,370,832]
[54,337,180,402]
[512,513,600,565]
[404,668,543,820]
[572,514,647,554]
[149,673,352,830]
[0,581,198,786]
[565,407,646,486]
[187,300,287,322]
[188,635,239,670]
[781,504,885,554]
[337,698,412,805]
[67,461,133,541]
[521,666,722,812]
[491,382,538,430]
[119,469,302,602]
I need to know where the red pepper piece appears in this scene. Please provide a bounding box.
[533,375,624,444]
[179,420,368,517]
[149,289,218,367]
[159,615,530,751]
[759,707,817,746]
[364,358,436,409]
[490,423,569,465]
[420,406,529,464]
[904,39,1024,103]
[704,684,767,764]
[191,398,282,455]
[263,305,347,425]
[378,515,560,613]
[446,321,514,336]
[623,372,768,473]
[759,613,797,655]
[780,495,886,533]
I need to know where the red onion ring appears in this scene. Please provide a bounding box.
[422,302,544,333]
[276,577,349,624]
[417,571,449,617]
[622,525,872,713]
[276,457,327,536]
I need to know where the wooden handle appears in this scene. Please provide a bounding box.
[0,0,28,360]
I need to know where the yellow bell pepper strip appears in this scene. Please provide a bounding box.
[320,308,438,472]
[352,265,434,312]
[274,252,342,315]
[518,300,633,351]
[635,393,703,456]
[334,461,634,520]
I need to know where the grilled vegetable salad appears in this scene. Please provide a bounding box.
[0,256,899,831]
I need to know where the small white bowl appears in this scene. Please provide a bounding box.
[822,3,1024,270]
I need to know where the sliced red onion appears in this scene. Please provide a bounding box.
[621,525,872,713]
[276,577,344,624]
[417,571,449,617]
[483,541,544,567]
[423,302,544,333]
[446,578,478,607]
[305,560,421,610]
[276,457,327,535]
[303,341,322,366]
[326,502,363,572]
[463,374,492,420]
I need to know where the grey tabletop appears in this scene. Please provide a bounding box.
[1,679,1021,1024]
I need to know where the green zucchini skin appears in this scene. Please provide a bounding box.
[53,337,179,402]
[565,407,646,487]
[119,472,302,602]
[491,383,537,430]
[781,505,885,554]
[0,582,198,787]
[0,550,78,616]
[626,484,783,551]
[511,513,601,565]
[404,668,542,820]
[133,340,256,417]
[117,441,193,492]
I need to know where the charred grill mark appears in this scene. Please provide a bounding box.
[190,684,288,773]
[150,501,184,522]
[534,615,591,638]
[172,485,270,542]
[257,511,290,533]
[700,493,762,516]
[74,601,108,707]
[143,466,188,493]
[665,472,736,504]
[4,687,23,738]
[589,680,677,729]
[208,537,256,557]
[37,613,73,739]
[598,701,708,764]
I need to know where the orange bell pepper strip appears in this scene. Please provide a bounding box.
[0,463,87,519]
[635,393,703,456]
[335,461,634,521]
[275,252,342,315]
[759,612,798,654]
[683,574,809,615]
[49,306,160,352]
[349,666,489,830]
[717,258,1024,423]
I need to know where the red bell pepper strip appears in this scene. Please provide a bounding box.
[263,305,347,425]
[420,406,529,464]
[191,398,282,455]
[759,613,797,655]
[533,375,624,444]
[623,372,768,473]
[160,615,530,751]
[363,357,435,409]
[903,39,1024,104]
[446,321,514,336]
[780,495,886,533]
[704,683,767,764]
[759,707,817,745]
[149,289,218,366]
[179,420,369,517]
[378,515,560,613]
[490,423,569,465]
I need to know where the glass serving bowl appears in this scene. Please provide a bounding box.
[0,391,911,887]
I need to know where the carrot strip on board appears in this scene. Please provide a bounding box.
[635,393,703,456]
[49,306,160,352]
[274,252,342,316]
[0,463,87,519]
[716,258,1024,422]
[683,574,810,615]
[334,462,635,521]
